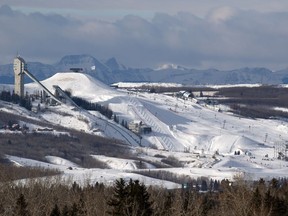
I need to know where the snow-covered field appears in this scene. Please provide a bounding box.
[1,72,288,188]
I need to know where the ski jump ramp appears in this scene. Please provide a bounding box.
[23,69,62,104]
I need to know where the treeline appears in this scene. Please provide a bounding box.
[214,86,288,119]
[70,95,130,130]
[126,85,213,94]
[0,90,32,110]
[0,110,133,168]
[229,103,288,119]
[216,85,288,99]
[0,164,60,182]
[0,131,131,169]
[132,169,219,191]
[1,176,288,216]
[71,96,113,119]
[216,85,288,108]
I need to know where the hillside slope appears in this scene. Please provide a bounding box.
[1,72,288,186]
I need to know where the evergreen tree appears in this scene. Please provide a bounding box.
[14,193,30,216]
[12,91,20,103]
[107,178,128,215]
[270,196,288,216]
[107,178,153,216]
[264,189,273,214]
[121,119,125,127]
[213,180,220,191]
[130,180,153,216]
[209,179,213,191]
[72,181,81,193]
[250,187,262,214]
[162,191,173,216]
[77,195,87,216]
[257,178,266,194]
[201,180,208,191]
[50,204,61,216]
[114,114,119,123]
[107,108,113,119]
[70,203,79,216]
[62,205,69,216]
[270,178,279,190]
[1,90,12,102]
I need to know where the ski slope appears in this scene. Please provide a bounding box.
[2,72,288,187]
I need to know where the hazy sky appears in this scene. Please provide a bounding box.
[1,1,288,70]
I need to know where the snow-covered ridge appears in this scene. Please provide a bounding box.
[207,84,262,89]
[113,82,183,88]
[26,72,122,102]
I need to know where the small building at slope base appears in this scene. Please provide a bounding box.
[128,120,152,134]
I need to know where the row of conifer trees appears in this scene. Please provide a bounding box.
[1,176,288,216]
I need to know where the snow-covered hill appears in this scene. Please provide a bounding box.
[2,71,288,187]
[28,72,121,102]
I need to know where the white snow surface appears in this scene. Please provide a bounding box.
[6,155,180,189]
[112,82,183,88]
[45,156,80,168]
[92,155,138,170]
[2,72,288,187]
[27,72,122,103]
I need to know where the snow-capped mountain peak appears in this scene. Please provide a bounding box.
[155,63,187,71]
[105,57,126,71]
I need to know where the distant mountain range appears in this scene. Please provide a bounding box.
[1,54,288,85]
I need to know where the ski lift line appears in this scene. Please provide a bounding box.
[23,69,62,104]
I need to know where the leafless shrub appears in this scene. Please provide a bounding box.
[79,156,109,169]
[131,85,213,94]
[133,170,193,184]
[0,164,60,182]
[229,104,288,119]
[214,86,288,119]
[0,110,134,168]
[161,155,183,167]
[154,154,166,158]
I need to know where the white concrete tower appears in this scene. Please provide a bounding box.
[14,56,26,98]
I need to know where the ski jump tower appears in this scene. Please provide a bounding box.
[13,56,62,104]
[14,56,26,98]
